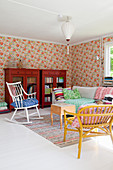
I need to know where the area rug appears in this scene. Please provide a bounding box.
[24,114,90,148]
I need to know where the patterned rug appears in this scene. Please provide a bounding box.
[24,114,90,148]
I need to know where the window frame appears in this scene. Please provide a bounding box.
[104,41,113,77]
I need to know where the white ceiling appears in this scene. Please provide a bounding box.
[1,0,113,45]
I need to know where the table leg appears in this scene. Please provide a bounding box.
[51,110,53,126]
[60,114,62,129]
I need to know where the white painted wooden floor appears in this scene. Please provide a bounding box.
[0,107,113,170]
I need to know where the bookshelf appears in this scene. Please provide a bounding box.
[40,70,66,108]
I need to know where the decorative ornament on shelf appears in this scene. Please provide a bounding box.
[17,59,23,69]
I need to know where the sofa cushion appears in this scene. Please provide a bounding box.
[94,87,107,100]
[63,89,74,99]
[73,88,81,98]
[53,88,64,101]
[75,87,98,99]
[105,87,113,95]
[64,98,95,112]
[63,88,81,99]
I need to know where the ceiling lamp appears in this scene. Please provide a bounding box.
[61,16,74,54]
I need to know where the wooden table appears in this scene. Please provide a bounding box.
[51,103,75,129]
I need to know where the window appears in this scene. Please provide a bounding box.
[104,42,113,77]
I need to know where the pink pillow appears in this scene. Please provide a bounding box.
[94,87,107,100]
[106,87,113,95]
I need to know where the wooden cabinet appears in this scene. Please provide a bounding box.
[40,70,66,108]
[4,68,66,110]
[4,68,40,110]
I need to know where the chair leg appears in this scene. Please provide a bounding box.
[78,130,83,159]
[64,128,67,142]
[36,106,40,118]
[10,109,17,121]
[109,124,113,144]
[25,108,30,123]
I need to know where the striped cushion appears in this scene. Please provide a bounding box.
[53,88,64,100]
[94,87,107,100]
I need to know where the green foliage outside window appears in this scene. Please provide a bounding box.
[110,58,113,70]
[110,47,113,54]
[110,46,113,76]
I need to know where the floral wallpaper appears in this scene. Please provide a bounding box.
[71,40,101,87]
[0,36,72,102]
[0,35,113,102]
[71,37,113,87]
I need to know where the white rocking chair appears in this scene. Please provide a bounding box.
[6,81,43,124]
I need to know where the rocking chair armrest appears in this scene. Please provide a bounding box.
[24,92,37,96]
[26,92,36,96]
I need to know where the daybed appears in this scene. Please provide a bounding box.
[52,86,113,112]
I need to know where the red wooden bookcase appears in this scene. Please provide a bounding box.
[40,69,66,108]
[4,68,40,110]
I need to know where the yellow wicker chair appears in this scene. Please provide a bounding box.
[64,104,113,159]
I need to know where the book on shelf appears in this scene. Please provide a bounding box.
[59,77,64,83]
[45,88,51,94]
[57,77,64,83]
[27,84,37,94]
[48,96,50,102]
[45,77,53,83]
[50,88,52,93]
[45,96,51,102]
[104,82,112,85]
[45,85,49,88]
[104,77,113,80]
[27,77,36,83]
[28,86,33,93]
[45,97,47,102]
[103,80,113,86]
[50,84,52,87]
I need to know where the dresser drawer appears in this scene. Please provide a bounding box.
[11,69,25,75]
[26,70,38,75]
